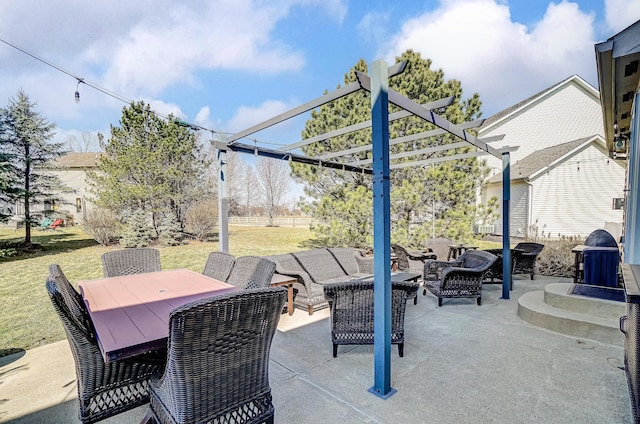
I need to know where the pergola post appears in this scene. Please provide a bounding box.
[502,151,511,298]
[217,136,229,253]
[369,59,394,399]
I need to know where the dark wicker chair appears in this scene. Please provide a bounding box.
[391,243,436,274]
[226,256,277,289]
[323,280,419,357]
[142,287,287,424]
[46,264,164,424]
[481,248,511,284]
[101,248,161,277]
[512,242,544,280]
[422,250,497,306]
[202,251,236,281]
[353,249,374,274]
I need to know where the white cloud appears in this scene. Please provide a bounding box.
[226,100,295,132]
[358,11,391,44]
[605,0,640,33]
[380,0,597,115]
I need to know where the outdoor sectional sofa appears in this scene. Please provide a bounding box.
[265,248,365,315]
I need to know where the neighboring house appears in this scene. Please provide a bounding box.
[478,75,626,238]
[46,152,102,225]
[484,137,625,238]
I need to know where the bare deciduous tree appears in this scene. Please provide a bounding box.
[255,157,291,226]
[66,131,100,152]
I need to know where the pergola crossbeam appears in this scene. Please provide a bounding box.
[284,96,455,151]
[356,71,502,159]
[226,81,362,145]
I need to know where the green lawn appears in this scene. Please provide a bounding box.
[0,225,314,354]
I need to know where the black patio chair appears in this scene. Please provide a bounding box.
[323,280,419,357]
[101,248,161,277]
[202,251,236,281]
[142,287,286,424]
[512,242,544,280]
[422,250,497,306]
[46,264,164,424]
[391,243,436,274]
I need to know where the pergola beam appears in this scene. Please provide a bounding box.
[356,72,502,159]
[226,82,362,145]
[285,96,455,151]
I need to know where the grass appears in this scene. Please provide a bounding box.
[0,225,314,353]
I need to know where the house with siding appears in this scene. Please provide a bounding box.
[478,75,626,238]
[3,152,102,227]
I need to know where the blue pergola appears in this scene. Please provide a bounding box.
[216,59,514,398]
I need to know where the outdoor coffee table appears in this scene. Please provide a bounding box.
[270,273,298,316]
[78,269,238,362]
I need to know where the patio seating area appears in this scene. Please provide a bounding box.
[0,274,632,423]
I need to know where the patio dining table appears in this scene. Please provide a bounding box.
[78,269,239,363]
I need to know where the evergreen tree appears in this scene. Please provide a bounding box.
[120,208,154,248]
[0,90,67,244]
[292,50,490,247]
[87,101,211,235]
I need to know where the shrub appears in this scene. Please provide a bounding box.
[158,214,184,246]
[82,208,121,246]
[120,208,154,248]
[185,201,218,241]
[532,235,584,278]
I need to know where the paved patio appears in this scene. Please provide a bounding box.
[0,276,633,423]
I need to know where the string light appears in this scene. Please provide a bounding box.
[74,78,84,103]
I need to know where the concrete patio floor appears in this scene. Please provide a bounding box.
[0,275,633,423]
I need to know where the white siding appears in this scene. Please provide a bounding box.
[50,169,95,223]
[481,80,603,176]
[530,144,625,238]
[485,181,528,236]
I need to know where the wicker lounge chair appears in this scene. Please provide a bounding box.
[323,280,419,357]
[226,256,276,289]
[202,251,236,281]
[101,248,161,277]
[512,242,544,280]
[46,264,164,424]
[142,287,287,424]
[422,250,497,306]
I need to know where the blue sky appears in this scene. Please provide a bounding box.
[1,0,639,153]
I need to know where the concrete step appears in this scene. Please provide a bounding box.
[518,286,625,345]
[544,282,626,319]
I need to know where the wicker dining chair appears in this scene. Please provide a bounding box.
[46,264,164,424]
[226,256,277,289]
[142,287,287,424]
[202,251,236,281]
[101,248,161,277]
[323,280,419,357]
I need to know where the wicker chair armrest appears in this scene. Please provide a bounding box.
[424,259,462,276]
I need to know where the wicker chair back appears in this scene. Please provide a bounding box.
[227,256,276,289]
[202,251,236,281]
[145,287,286,424]
[101,248,161,277]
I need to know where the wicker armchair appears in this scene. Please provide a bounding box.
[101,248,161,277]
[226,256,277,289]
[46,264,164,424]
[142,287,287,424]
[481,248,507,283]
[323,280,419,357]
[512,242,544,280]
[422,250,497,306]
[202,251,236,281]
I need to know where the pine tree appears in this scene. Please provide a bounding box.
[87,101,211,234]
[291,50,489,247]
[0,90,68,244]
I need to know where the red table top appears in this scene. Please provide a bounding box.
[78,269,238,362]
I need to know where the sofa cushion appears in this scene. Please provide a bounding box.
[292,249,349,284]
[326,248,359,275]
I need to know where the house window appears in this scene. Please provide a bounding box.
[76,198,82,213]
[44,200,56,212]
